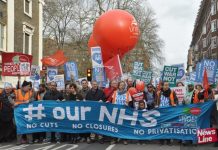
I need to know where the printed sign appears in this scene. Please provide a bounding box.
[91,47,106,85]
[189,72,196,82]
[30,65,40,80]
[132,61,144,79]
[197,128,218,144]
[92,67,107,83]
[172,63,186,82]
[14,100,216,141]
[54,74,65,91]
[162,66,178,87]
[2,52,33,76]
[141,71,153,84]
[64,62,78,81]
[196,60,217,84]
[172,87,185,105]
[20,62,31,76]
[91,47,103,68]
[47,67,58,83]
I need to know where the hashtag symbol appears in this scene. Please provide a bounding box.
[23,104,46,121]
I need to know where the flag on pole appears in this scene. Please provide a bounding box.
[104,55,123,80]
[203,69,209,99]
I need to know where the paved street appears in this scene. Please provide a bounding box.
[0,142,217,150]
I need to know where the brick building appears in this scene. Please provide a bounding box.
[0,0,44,85]
[187,0,218,72]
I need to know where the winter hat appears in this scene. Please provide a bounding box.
[4,82,13,88]
[22,81,30,87]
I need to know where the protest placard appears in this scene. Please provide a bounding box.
[30,65,40,80]
[91,47,107,86]
[162,66,178,87]
[172,87,185,105]
[91,47,103,68]
[190,72,196,82]
[141,71,153,84]
[47,67,58,83]
[54,74,65,91]
[2,52,33,76]
[172,63,186,82]
[64,62,78,81]
[20,62,31,76]
[132,61,144,79]
[196,59,217,84]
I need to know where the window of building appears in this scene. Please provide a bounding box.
[24,0,32,17]
[211,36,217,49]
[203,38,207,48]
[0,23,6,51]
[23,23,34,55]
[211,20,217,32]
[202,24,206,34]
[212,0,217,15]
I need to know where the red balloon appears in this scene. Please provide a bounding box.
[136,81,145,92]
[93,9,139,56]
[128,87,138,96]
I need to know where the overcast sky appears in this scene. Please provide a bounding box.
[148,0,201,67]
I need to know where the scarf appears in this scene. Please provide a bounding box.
[162,88,171,97]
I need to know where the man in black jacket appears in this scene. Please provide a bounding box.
[43,81,63,144]
[0,83,15,143]
[43,81,63,101]
[86,81,105,101]
[85,81,106,144]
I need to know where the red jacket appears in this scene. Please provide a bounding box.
[103,87,117,102]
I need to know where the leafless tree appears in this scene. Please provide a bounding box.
[93,0,164,74]
[43,0,164,76]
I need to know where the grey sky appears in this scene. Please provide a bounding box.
[148,0,201,67]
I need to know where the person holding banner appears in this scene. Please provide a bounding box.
[111,81,132,145]
[14,81,34,145]
[43,81,64,144]
[184,82,199,105]
[36,84,47,101]
[155,81,178,108]
[79,79,90,100]
[155,81,178,146]
[131,81,147,111]
[33,84,47,143]
[104,80,118,102]
[85,81,105,144]
[126,77,134,90]
[0,83,15,143]
[65,83,83,144]
[145,83,156,110]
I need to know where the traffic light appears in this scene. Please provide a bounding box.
[87,68,92,81]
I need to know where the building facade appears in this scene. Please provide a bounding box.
[187,0,218,72]
[0,0,44,85]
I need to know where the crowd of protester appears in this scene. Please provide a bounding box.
[0,78,218,147]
